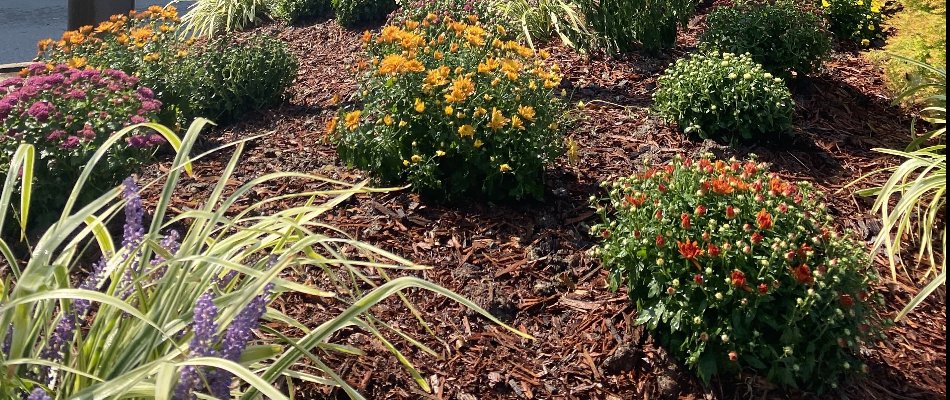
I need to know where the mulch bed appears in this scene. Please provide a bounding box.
[134,6,946,400]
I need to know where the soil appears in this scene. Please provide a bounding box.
[130,6,946,400]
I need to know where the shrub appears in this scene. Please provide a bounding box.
[819,0,883,45]
[0,63,163,226]
[333,15,565,201]
[332,0,398,27]
[37,6,193,125]
[269,0,332,22]
[396,0,499,23]
[0,120,530,398]
[182,0,268,37]
[867,0,946,93]
[590,155,884,391]
[701,1,832,75]
[652,52,794,143]
[177,34,298,124]
[577,0,697,53]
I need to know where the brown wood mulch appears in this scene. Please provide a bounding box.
[135,7,946,400]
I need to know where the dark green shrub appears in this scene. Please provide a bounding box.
[177,34,298,124]
[652,52,794,143]
[701,1,832,75]
[591,155,884,391]
[820,0,883,45]
[333,16,565,201]
[332,0,398,27]
[578,0,697,53]
[270,0,332,22]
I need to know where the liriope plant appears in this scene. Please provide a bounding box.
[847,55,946,320]
[0,119,532,398]
[181,0,268,37]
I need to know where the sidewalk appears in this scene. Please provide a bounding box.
[0,0,187,64]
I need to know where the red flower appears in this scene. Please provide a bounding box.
[656,235,665,247]
[778,203,788,214]
[680,213,691,229]
[694,274,704,284]
[750,232,763,244]
[707,243,721,257]
[744,161,757,175]
[839,294,854,308]
[699,158,711,170]
[695,204,707,216]
[601,229,611,238]
[730,161,741,172]
[710,178,734,195]
[633,230,641,238]
[731,270,746,287]
[756,208,773,230]
[726,205,737,219]
[728,351,738,362]
[791,264,814,284]
[683,158,693,167]
[655,209,663,220]
[677,240,704,260]
[625,194,646,207]
[658,183,668,193]
[758,283,768,294]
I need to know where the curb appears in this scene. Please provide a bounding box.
[0,62,31,75]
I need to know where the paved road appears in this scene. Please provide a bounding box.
[0,0,189,64]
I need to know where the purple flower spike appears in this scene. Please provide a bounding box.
[27,388,52,400]
[121,177,145,250]
[210,284,274,399]
[190,293,219,357]
[75,257,107,315]
[39,313,76,384]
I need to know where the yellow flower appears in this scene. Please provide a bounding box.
[143,53,160,62]
[424,66,450,87]
[500,59,521,80]
[529,80,538,90]
[488,108,508,130]
[821,0,830,7]
[473,139,484,148]
[450,42,459,52]
[436,150,446,156]
[67,56,87,68]
[414,98,426,113]
[444,105,454,115]
[378,54,408,74]
[510,115,524,130]
[478,57,499,73]
[496,25,507,35]
[325,117,338,134]
[403,159,410,166]
[445,76,475,103]
[411,154,423,163]
[434,50,444,60]
[384,114,394,125]
[474,107,488,117]
[861,38,871,46]
[344,110,361,131]
[539,49,550,59]
[379,25,404,43]
[130,26,153,42]
[399,120,408,127]
[464,25,486,46]
[499,164,512,172]
[518,105,536,121]
[458,124,475,137]
[405,20,420,30]
[362,30,373,44]
[176,49,189,58]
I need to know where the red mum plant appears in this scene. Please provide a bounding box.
[591,154,884,391]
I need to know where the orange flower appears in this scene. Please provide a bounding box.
[677,240,704,260]
[756,208,773,230]
[730,270,746,287]
[791,264,814,284]
[710,178,734,195]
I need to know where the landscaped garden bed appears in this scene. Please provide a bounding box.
[0,0,944,399]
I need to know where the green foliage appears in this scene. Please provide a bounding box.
[591,155,884,391]
[395,0,499,23]
[819,0,883,45]
[269,0,333,22]
[177,34,298,125]
[851,57,946,320]
[701,1,832,75]
[868,0,946,93]
[332,0,398,27]
[0,64,163,230]
[334,16,565,201]
[652,52,794,143]
[182,0,268,37]
[490,0,594,50]
[0,119,530,398]
[578,0,697,53]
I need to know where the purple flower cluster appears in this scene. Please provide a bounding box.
[26,388,52,400]
[174,284,274,399]
[119,177,145,299]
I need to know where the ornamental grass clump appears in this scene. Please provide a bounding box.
[0,119,529,398]
[590,155,884,391]
[0,63,163,228]
[333,14,565,201]
[652,52,794,144]
[820,0,884,46]
[701,1,832,76]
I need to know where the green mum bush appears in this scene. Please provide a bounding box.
[652,52,794,143]
[701,1,832,75]
[176,34,298,125]
[332,0,398,27]
[591,155,884,391]
[333,15,564,201]
[270,0,332,22]
[578,0,697,53]
[820,0,884,45]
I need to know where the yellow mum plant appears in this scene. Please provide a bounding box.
[334,14,565,201]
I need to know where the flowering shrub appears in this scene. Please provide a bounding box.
[332,0,398,27]
[701,1,832,75]
[37,5,192,124]
[578,0,697,53]
[178,34,298,124]
[652,52,794,143]
[0,63,162,222]
[333,14,565,201]
[820,0,884,46]
[590,155,883,391]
